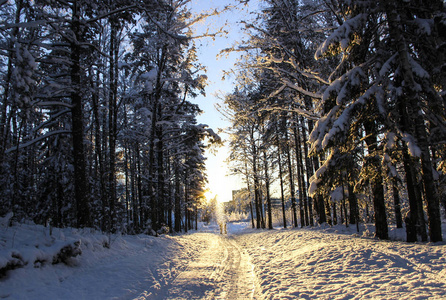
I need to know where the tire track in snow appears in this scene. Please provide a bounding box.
[147,233,259,300]
[208,236,259,300]
[154,234,224,299]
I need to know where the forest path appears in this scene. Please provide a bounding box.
[151,232,258,300]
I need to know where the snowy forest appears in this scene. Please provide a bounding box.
[1,0,446,245]
[222,0,446,243]
[1,0,446,298]
[0,0,222,234]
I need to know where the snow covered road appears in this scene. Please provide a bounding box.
[153,234,257,300]
[1,222,446,299]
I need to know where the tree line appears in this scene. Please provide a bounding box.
[223,0,445,242]
[0,0,221,234]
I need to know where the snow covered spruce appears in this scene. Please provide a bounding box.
[0,0,221,236]
[223,0,446,243]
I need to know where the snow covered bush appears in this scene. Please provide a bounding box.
[0,215,111,278]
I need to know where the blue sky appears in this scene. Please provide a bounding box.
[188,0,260,202]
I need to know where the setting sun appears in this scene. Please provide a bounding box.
[204,145,245,204]
[204,190,215,202]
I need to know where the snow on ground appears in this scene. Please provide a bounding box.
[1,220,445,299]
[0,222,210,299]
[233,224,446,300]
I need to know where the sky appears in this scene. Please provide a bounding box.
[188,0,260,203]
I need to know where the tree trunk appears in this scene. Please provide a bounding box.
[148,95,157,231]
[313,156,327,224]
[293,121,306,227]
[392,179,403,229]
[402,152,427,242]
[332,201,337,225]
[244,160,256,228]
[249,201,255,228]
[174,160,181,232]
[285,129,298,227]
[70,1,90,228]
[251,129,262,229]
[0,0,22,168]
[263,151,273,229]
[130,147,139,231]
[124,144,130,231]
[348,183,358,225]
[363,120,388,240]
[166,151,173,232]
[91,68,107,231]
[259,188,265,229]
[108,20,119,232]
[156,104,165,227]
[301,116,314,226]
[136,145,143,231]
[277,142,287,228]
[372,175,388,239]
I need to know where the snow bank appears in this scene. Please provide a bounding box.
[0,222,206,299]
[234,224,446,300]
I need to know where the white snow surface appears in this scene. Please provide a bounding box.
[1,221,445,299]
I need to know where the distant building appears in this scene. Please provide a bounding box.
[222,189,250,214]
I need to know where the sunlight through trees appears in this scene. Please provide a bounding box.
[0,0,445,243]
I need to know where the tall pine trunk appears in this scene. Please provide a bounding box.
[156,105,165,227]
[277,142,287,228]
[245,161,255,229]
[251,130,262,229]
[348,183,358,226]
[70,1,90,227]
[174,158,182,232]
[286,137,298,227]
[301,116,314,226]
[263,150,273,229]
[363,121,388,240]
[312,155,327,224]
[392,179,403,229]
[108,20,118,232]
[293,121,305,227]
[402,151,427,242]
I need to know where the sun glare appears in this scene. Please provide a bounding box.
[205,145,245,204]
[204,190,215,202]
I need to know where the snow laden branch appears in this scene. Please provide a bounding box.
[314,14,367,60]
[282,80,321,100]
[0,20,47,30]
[308,151,333,197]
[309,65,370,152]
[261,83,321,121]
[0,4,139,32]
[5,130,71,154]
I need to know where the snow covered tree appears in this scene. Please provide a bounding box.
[382,0,445,242]
[227,0,445,242]
[224,0,332,227]
[308,0,445,241]
[0,0,218,235]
